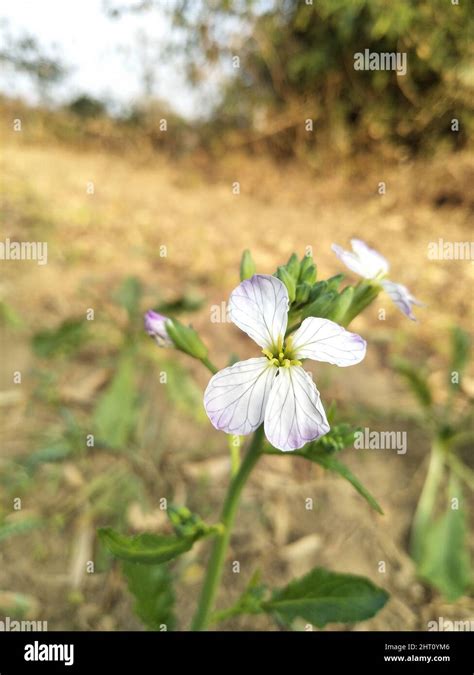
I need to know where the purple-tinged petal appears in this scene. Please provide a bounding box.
[292,317,367,366]
[204,357,277,436]
[228,274,289,350]
[264,366,330,452]
[144,310,173,347]
[381,280,423,321]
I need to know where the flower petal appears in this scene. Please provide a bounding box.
[332,239,388,279]
[291,317,367,366]
[228,274,289,350]
[350,239,389,277]
[204,357,277,435]
[381,280,423,321]
[264,366,330,452]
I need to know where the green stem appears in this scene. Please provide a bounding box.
[191,425,265,631]
[411,437,446,562]
[200,356,218,374]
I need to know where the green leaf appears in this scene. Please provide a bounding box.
[393,357,432,409]
[450,327,470,387]
[113,276,143,318]
[418,481,470,601]
[93,357,138,449]
[211,569,266,625]
[263,567,389,628]
[32,318,88,358]
[301,447,383,515]
[99,527,196,564]
[122,561,175,630]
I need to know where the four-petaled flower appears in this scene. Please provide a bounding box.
[332,239,423,321]
[204,275,367,452]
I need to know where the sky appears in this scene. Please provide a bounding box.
[0,0,209,118]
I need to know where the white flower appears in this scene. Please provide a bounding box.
[204,275,366,452]
[332,239,423,321]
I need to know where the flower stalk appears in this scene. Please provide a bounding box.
[191,425,265,631]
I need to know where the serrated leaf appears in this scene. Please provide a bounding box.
[264,567,389,628]
[122,561,175,630]
[99,527,197,564]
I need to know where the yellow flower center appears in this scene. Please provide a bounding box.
[262,336,302,368]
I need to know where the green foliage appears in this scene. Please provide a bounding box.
[416,479,470,602]
[99,509,218,564]
[297,439,384,515]
[395,333,472,601]
[113,276,143,320]
[32,318,89,358]
[265,568,388,629]
[392,357,432,409]
[171,0,473,154]
[450,327,470,387]
[122,561,175,630]
[93,357,139,450]
[99,528,198,564]
[266,424,383,514]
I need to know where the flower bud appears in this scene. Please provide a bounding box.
[144,310,173,347]
[302,290,338,319]
[299,254,317,283]
[240,249,256,281]
[285,253,300,280]
[295,281,311,305]
[165,317,208,360]
[326,286,354,323]
[276,266,296,303]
